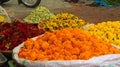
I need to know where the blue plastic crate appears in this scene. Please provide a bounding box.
[95,0,101,4]
[100,1,113,7]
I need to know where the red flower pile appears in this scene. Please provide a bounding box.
[0,20,44,50]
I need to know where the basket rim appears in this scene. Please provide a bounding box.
[0,50,12,53]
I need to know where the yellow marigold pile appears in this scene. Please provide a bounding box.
[85,21,120,47]
[42,13,87,32]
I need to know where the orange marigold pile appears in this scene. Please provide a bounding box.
[19,28,120,61]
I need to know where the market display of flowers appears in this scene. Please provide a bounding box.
[0,20,44,50]
[42,13,87,32]
[18,28,120,61]
[85,21,120,48]
[1,6,120,66]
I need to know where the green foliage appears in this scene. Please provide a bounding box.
[103,0,120,5]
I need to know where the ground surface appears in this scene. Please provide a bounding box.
[52,3,120,24]
[1,0,120,24]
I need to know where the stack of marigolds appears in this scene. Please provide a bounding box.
[19,28,120,61]
[41,13,87,32]
[85,21,120,48]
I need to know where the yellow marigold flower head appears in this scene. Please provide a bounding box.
[43,13,87,32]
[0,15,5,22]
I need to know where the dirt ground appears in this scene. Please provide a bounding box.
[51,2,120,24]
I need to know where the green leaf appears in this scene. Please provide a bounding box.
[8,60,15,67]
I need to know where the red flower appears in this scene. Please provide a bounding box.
[0,20,44,50]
